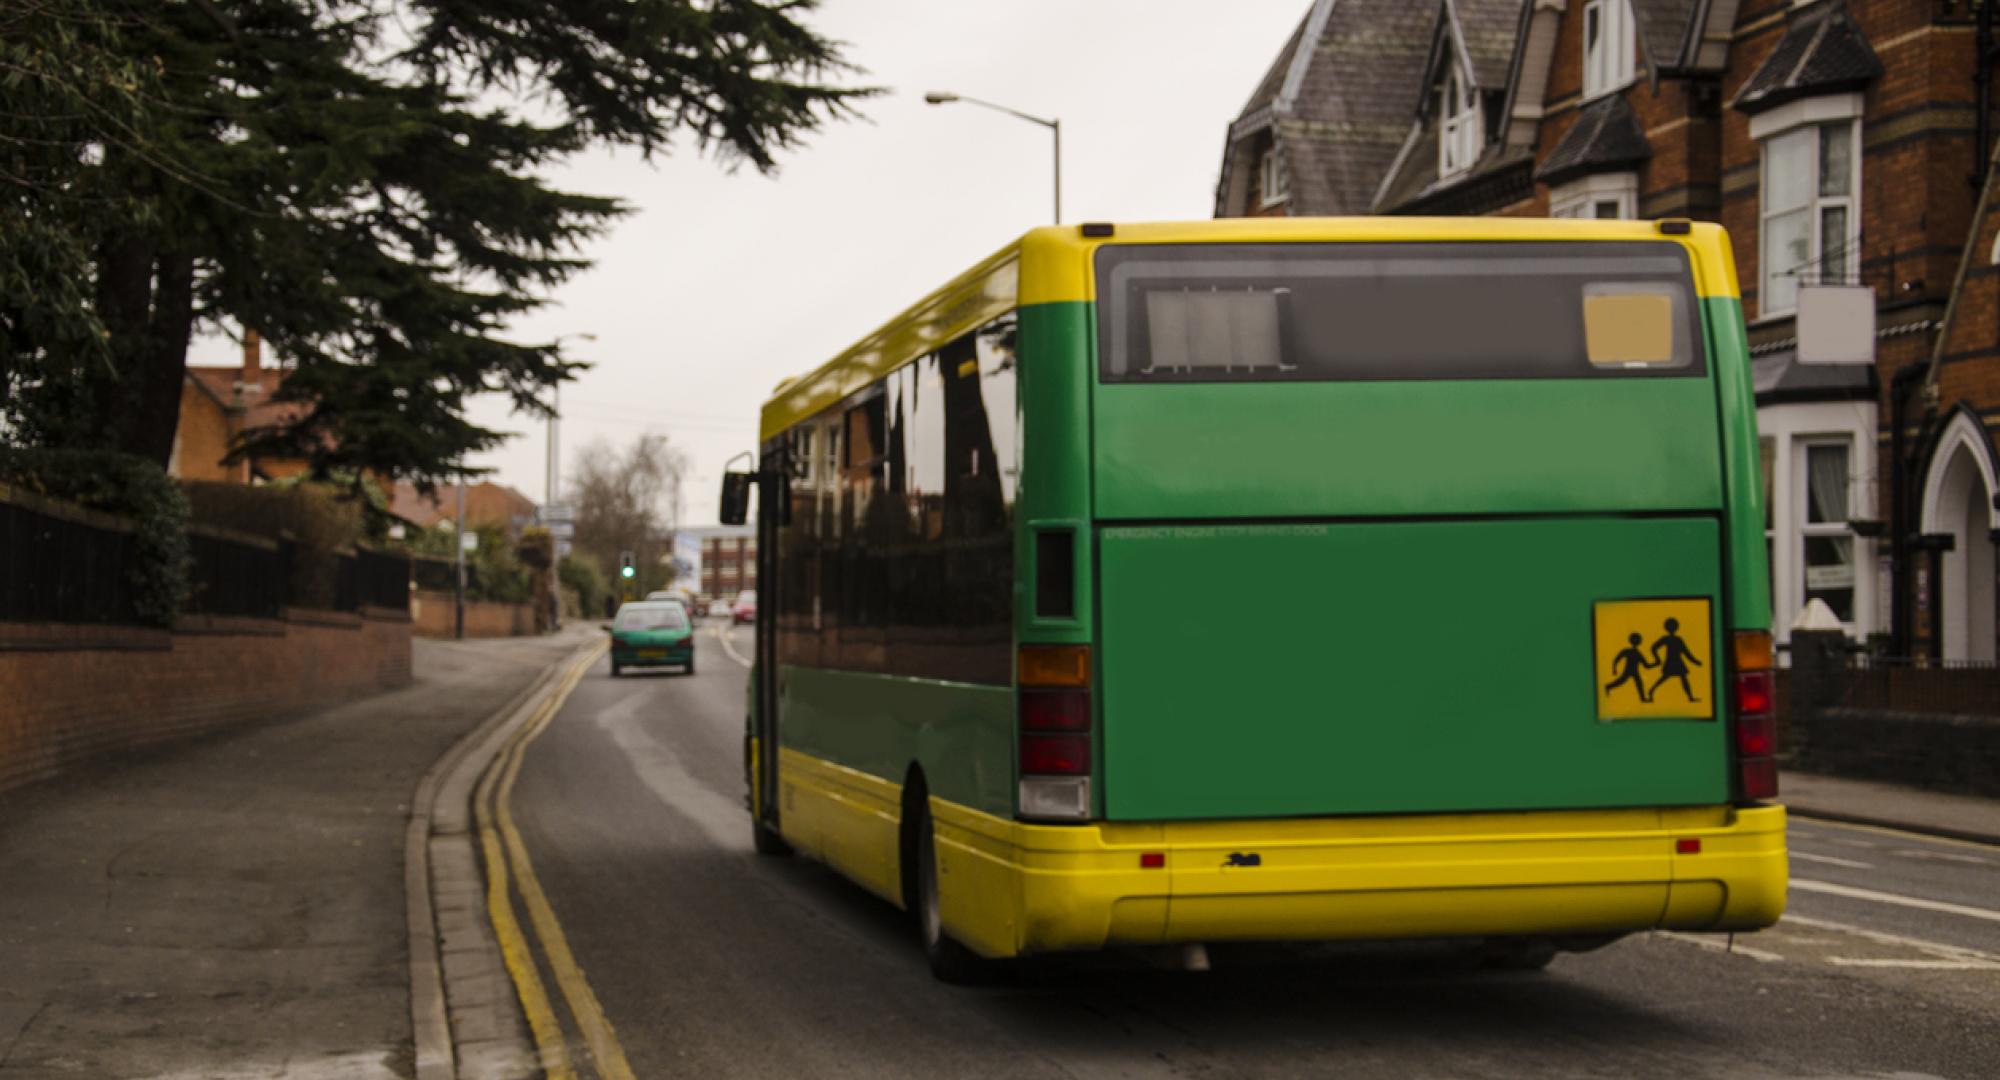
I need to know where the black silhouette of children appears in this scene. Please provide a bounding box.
[1648,617,1704,703]
[1604,632,1654,703]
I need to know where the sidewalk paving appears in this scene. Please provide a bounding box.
[1782,770,2000,846]
[0,627,591,1080]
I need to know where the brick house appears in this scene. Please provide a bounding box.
[1218,0,2000,662]
[170,331,312,484]
[682,524,756,599]
[387,479,539,538]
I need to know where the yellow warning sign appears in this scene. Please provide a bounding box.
[1593,597,1715,721]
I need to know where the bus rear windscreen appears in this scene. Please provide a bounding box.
[1097,241,1704,383]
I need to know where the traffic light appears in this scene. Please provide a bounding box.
[619,551,636,580]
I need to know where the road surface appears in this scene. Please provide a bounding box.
[504,622,2000,1079]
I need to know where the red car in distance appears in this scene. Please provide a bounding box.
[731,590,757,625]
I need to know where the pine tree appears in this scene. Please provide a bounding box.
[0,0,864,487]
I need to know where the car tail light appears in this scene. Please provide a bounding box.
[1019,645,1092,821]
[1731,630,1778,802]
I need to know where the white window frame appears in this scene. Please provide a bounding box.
[1438,63,1481,180]
[1757,399,1879,648]
[1549,171,1638,219]
[1582,0,1636,101]
[1752,94,1864,319]
[1257,143,1288,208]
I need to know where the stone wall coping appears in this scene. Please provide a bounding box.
[0,621,172,652]
[172,614,289,638]
[283,607,365,629]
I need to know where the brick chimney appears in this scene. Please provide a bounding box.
[243,329,263,381]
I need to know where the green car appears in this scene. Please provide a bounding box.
[606,601,695,677]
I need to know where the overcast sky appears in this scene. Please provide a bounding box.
[448,1,1308,526]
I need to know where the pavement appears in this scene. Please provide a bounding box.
[0,627,588,1080]
[0,618,1994,1079]
[1781,769,2000,846]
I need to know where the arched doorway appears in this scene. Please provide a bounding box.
[1919,408,2000,662]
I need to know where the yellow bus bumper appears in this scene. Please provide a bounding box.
[932,802,1788,959]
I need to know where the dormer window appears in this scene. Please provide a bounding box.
[1583,0,1635,100]
[1257,144,1288,207]
[1438,63,1480,179]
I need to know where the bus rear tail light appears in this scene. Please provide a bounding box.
[1731,631,1778,802]
[1020,733,1090,775]
[1020,645,1092,821]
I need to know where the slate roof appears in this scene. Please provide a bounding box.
[1630,0,1699,72]
[1732,3,1881,115]
[1752,349,1878,405]
[1451,0,1524,89]
[1533,92,1652,187]
[1219,0,1437,216]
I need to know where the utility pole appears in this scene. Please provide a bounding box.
[454,474,466,640]
[546,381,562,631]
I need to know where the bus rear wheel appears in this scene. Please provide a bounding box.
[911,797,991,985]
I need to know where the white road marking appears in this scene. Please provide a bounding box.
[1826,958,2000,971]
[1789,850,1874,870]
[1791,878,2000,925]
[1783,913,2000,966]
[716,625,752,668]
[1653,931,1784,963]
[1894,848,1992,867]
[1794,815,2000,853]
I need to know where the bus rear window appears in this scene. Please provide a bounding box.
[1097,241,1704,383]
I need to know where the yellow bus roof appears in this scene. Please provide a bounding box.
[758,217,1740,441]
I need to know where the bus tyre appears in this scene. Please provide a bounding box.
[913,801,991,985]
[751,818,792,857]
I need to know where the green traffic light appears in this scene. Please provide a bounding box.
[620,566,635,579]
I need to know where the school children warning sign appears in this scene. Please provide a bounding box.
[1593,597,1716,721]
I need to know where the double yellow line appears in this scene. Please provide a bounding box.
[472,642,637,1080]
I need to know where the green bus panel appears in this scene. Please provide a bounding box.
[778,666,1014,818]
[1097,517,1732,821]
[1091,378,1725,522]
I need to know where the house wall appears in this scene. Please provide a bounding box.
[0,611,411,797]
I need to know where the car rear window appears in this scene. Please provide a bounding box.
[1096,241,1705,384]
[616,605,688,631]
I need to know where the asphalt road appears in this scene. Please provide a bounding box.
[509,622,2000,1079]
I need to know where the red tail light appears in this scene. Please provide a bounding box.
[1020,733,1090,775]
[1736,711,1776,757]
[1739,757,1779,801]
[1020,690,1089,731]
[1731,631,1778,803]
[1734,670,1773,717]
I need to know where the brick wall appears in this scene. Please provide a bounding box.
[0,611,412,796]
[410,589,534,638]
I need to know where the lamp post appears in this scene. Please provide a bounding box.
[923,91,1061,224]
[545,332,594,630]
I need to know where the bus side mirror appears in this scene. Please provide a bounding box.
[719,470,752,525]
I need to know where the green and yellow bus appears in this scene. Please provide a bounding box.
[720,218,1787,981]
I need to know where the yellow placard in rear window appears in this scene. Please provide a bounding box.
[1583,290,1675,367]
[1593,598,1714,721]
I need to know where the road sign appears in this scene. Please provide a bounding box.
[1593,597,1714,721]
[542,503,575,524]
[547,520,575,541]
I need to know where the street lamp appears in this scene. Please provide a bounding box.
[923,91,1061,224]
[546,331,594,630]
